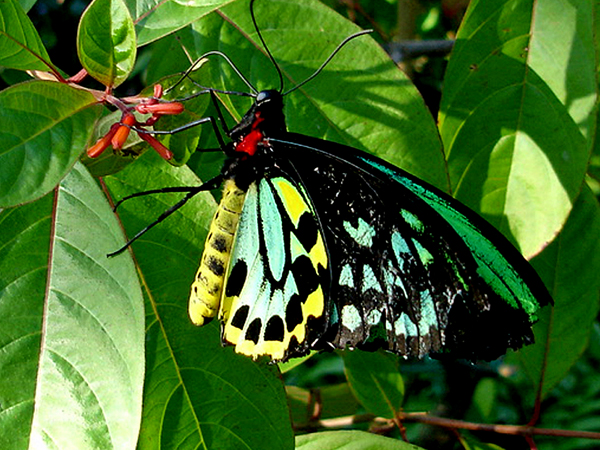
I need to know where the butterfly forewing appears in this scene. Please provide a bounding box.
[220,173,329,361]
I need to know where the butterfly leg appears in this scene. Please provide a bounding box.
[133,113,227,150]
[108,174,224,257]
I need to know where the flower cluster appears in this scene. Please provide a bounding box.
[87,84,184,160]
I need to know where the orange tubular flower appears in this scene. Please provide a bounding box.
[138,132,174,160]
[86,122,121,158]
[136,102,184,116]
[111,113,137,150]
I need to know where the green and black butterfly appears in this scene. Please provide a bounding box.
[178,3,553,363]
[119,1,551,363]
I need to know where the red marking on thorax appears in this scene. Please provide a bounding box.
[235,113,265,156]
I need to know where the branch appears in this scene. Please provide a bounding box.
[295,412,600,441]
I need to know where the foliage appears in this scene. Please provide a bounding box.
[1,0,599,449]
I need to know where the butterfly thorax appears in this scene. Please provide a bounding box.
[220,90,287,191]
[229,90,286,157]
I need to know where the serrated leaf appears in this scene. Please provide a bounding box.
[0,81,101,208]
[78,0,136,88]
[343,350,404,419]
[518,186,600,397]
[102,151,294,450]
[0,0,53,71]
[0,162,145,450]
[296,431,424,450]
[439,0,596,258]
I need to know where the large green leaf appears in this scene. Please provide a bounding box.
[0,163,145,450]
[78,0,137,88]
[0,0,53,71]
[143,0,445,188]
[0,81,101,208]
[517,186,600,398]
[439,0,596,258]
[102,151,294,450]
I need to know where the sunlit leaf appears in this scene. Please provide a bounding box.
[439,0,596,258]
[519,187,600,397]
[0,163,145,449]
[78,0,137,87]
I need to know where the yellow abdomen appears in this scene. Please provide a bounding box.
[189,179,246,325]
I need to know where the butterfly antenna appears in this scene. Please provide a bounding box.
[250,0,284,93]
[283,29,373,96]
[167,50,258,96]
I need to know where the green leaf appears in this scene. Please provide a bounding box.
[517,186,600,397]
[343,350,404,419]
[0,81,101,208]
[78,0,137,88]
[0,162,145,450]
[102,151,294,450]
[129,0,230,46]
[162,0,445,188]
[296,431,424,450]
[0,0,53,71]
[439,0,596,258]
[287,383,360,427]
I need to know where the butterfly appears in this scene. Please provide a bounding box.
[105,0,551,363]
[177,5,552,364]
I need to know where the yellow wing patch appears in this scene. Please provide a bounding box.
[271,177,307,226]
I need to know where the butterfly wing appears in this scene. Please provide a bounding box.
[219,171,330,361]
[277,133,551,361]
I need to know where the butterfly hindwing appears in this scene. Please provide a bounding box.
[220,172,329,361]
[281,134,549,360]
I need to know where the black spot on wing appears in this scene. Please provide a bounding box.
[285,294,303,332]
[246,318,262,344]
[231,304,249,329]
[291,255,318,298]
[296,212,318,250]
[265,316,285,342]
[225,260,247,297]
